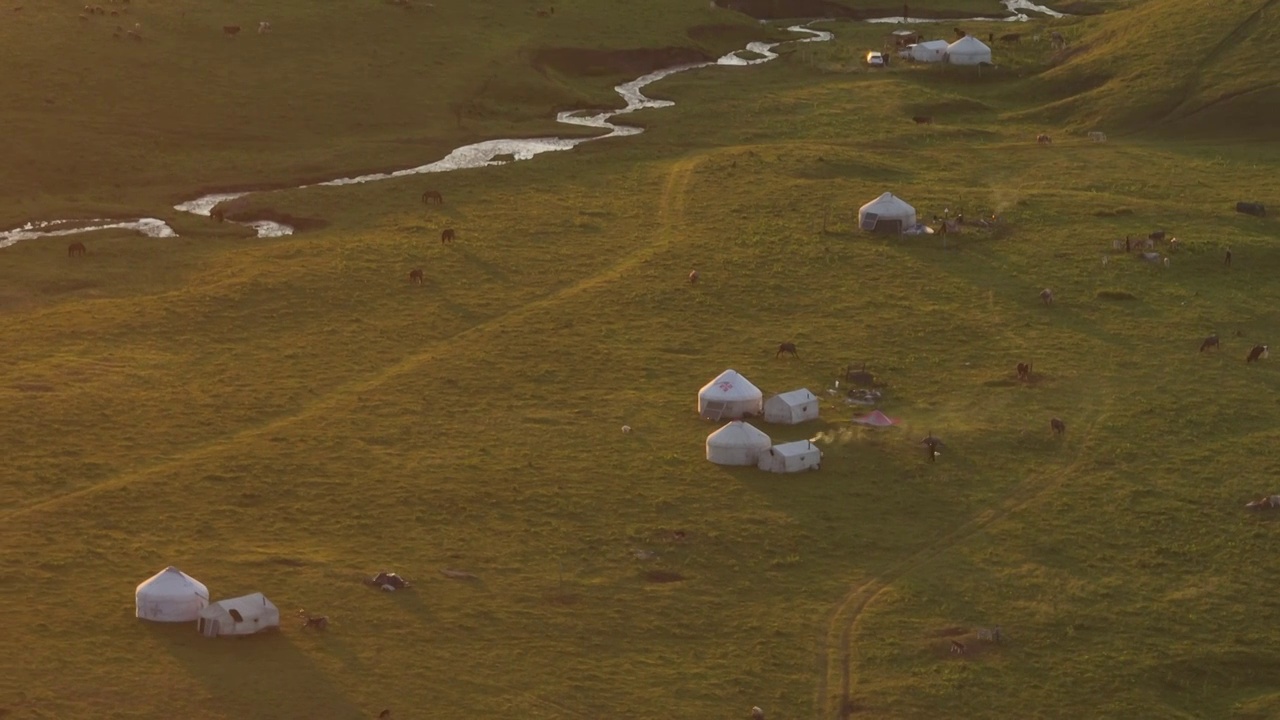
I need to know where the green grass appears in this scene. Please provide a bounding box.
[3,0,1280,718]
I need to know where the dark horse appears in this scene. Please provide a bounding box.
[1051,417,1066,436]
[1016,361,1032,380]
[1247,344,1269,363]
[421,190,443,205]
[776,342,798,359]
[1199,334,1220,352]
[67,241,86,257]
[408,269,424,284]
[441,228,455,244]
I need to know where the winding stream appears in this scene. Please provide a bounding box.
[0,0,1067,249]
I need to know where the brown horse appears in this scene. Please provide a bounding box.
[421,190,443,205]
[1199,334,1220,352]
[1016,361,1032,380]
[912,116,933,124]
[408,269,424,284]
[1247,344,1269,363]
[67,242,87,257]
[776,342,798,359]
[1037,133,1052,145]
[950,640,966,654]
[1051,417,1066,435]
[441,228,455,244]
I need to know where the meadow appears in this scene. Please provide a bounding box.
[2,0,1280,718]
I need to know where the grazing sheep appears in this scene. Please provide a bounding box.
[1247,344,1269,363]
[1051,417,1066,435]
[776,342,799,359]
[621,425,632,434]
[1037,133,1052,145]
[688,269,700,284]
[1039,288,1053,306]
[1101,255,1109,266]
[258,21,271,33]
[1088,131,1107,142]
[1163,257,1170,268]
[1199,334,1219,352]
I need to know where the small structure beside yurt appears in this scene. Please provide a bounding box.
[907,39,949,62]
[136,566,210,623]
[763,389,820,425]
[758,440,823,473]
[858,192,917,234]
[698,369,763,420]
[944,35,992,65]
[197,592,280,638]
[706,420,772,466]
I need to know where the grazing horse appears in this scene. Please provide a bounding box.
[776,342,799,359]
[912,116,933,124]
[440,228,455,244]
[421,190,443,205]
[1200,334,1220,353]
[67,242,87,257]
[223,25,240,35]
[1051,417,1066,436]
[950,640,966,654]
[257,21,271,34]
[1247,344,1269,363]
[1037,133,1052,145]
[688,269,700,284]
[408,269,424,284]
[1040,288,1054,306]
[1016,361,1032,380]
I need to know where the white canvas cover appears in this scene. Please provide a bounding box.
[858,192,917,233]
[945,35,992,65]
[763,389,820,425]
[698,369,763,419]
[136,566,210,622]
[853,410,900,426]
[758,440,823,473]
[909,40,949,62]
[706,420,772,466]
[198,592,280,638]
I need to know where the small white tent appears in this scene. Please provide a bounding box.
[197,592,280,638]
[758,440,823,473]
[909,40,949,62]
[763,389,820,425]
[698,369,763,420]
[706,421,772,466]
[136,566,210,623]
[945,35,992,65]
[858,192,917,234]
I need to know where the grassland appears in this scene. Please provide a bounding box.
[3,0,1280,718]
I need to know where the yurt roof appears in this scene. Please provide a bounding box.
[700,369,762,401]
[136,566,209,597]
[947,35,991,53]
[771,440,819,457]
[770,388,816,406]
[707,420,771,447]
[918,39,950,50]
[202,592,275,616]
[859,192,916,216]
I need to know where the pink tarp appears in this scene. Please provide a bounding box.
[852,410,899,427]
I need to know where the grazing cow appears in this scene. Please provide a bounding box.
[223,25,240,36]
[1247,344,1269,363]
[1088,131,1107,142]
[1225,249,1232,267]
[421,190,443,205]
[408,268,424,284]
[258,21,271,33]
[1051,417,1066,436]
[67,242,86,257]
[1016,362,1032,380]
[950,640,966,654]
[1246,495,1280,511]
[912,116,933,124]
[1200,334,1219,352]
[1037,133,1052,145]
[440,228,455,244]
[688,269,700,284]
[126,29,140,40]
[1236,202,1267,218]
[1039,288,1054,306]
[776,342,799,359]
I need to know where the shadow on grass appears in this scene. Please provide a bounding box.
[150,622,364,719]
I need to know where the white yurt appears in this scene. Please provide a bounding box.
[909,40,949,62]
[945,35,992,65]
[858,192,917,234]
[135,566,210,623]
[706,420,772,466]
[758,440,823,473]
[698,369,763,420]
[763,389,820,425]
[197,592,280,638]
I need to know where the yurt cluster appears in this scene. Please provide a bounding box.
[698,369,823,473]
[135,566,280,638]
[894,31,993,65]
